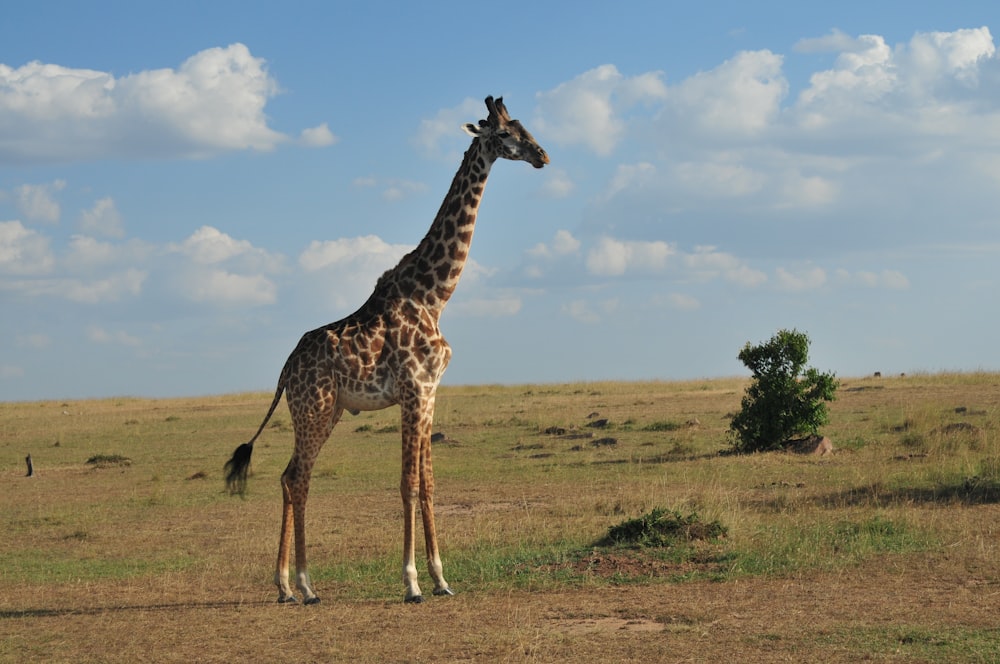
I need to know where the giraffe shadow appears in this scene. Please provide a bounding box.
[0,599,271,620]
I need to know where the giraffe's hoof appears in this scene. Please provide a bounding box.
[303,596,321,605]
[277,595,298,604]
[404,594,424,604]
[433,587,455,597]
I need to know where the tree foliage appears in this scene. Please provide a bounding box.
[729,329,839,453]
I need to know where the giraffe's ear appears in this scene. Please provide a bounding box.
[462,122,481,136]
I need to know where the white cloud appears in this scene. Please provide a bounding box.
[299,123,338,147]
[79,197,124,237]
[13,181,65,223]
[172,226,280,271]
[449,296,522,318]
[585,237,674,276]
[87,324,140,347]
[64,235,152,272]
[298,235,413,308]
[539,169,575,198]
[183,269,276,306]
[660,293,701,310]
[683,246,767,287]
[0,220,54,275]
[603,162,658,200]
[0,44,300,163]
[670,50,787,134]
[528,229,580,259]
[561,297,619,324]
[413,97,484,157]
[835,268,911,289]
[535,64,667,155]
[775,266,827,292]
[6,268,147,303]
[16,333,50,349]
[672,159,767,198]
[382,179,426,201]
[299,235,411,272]
[796,27,997,123]
[775,172,838,208]
[165,226,283,306]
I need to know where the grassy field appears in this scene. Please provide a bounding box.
[1,373,998,662]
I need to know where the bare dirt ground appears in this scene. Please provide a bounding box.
[2,550,997,663]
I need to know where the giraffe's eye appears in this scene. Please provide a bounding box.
[496,130,510,139]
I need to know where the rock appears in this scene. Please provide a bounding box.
[786,435,833,456]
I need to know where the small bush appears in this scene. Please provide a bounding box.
[597,508,727,548]
[729,329,838,453]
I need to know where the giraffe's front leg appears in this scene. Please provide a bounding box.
[401,474,424,603]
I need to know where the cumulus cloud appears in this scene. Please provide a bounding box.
[0,220,54,274]
[299,123,338,147]
[182,269,276,306]
[412,97,484,157]
[163,226,283,306]
[658,293,701,310]
[87,324,140,347]
[0,44,310,163]
[539,169,575,198]
[6,268,148,303]
[13,181,65,223]
[299,235,413,308]
[79,197,124,237]
[795,26,998,126]
[534,64,667,155]
[775,266,827,292]
[585,237,674,276]
[561,297,619,324]
[683,246,768,287]
[528,229,581,259]
[171,226,282,272]
[835,268,911,289]
[299,235,411,272]
[668,50,787,134]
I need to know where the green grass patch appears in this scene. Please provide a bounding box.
[0,547,194,584]
[820,625,1000,662]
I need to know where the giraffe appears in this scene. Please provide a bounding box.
[225,96,548,604]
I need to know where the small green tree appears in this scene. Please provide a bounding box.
[729,328,839,453]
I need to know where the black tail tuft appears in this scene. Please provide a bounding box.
[224,442,254,496]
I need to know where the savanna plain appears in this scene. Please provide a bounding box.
[1,373,998,663]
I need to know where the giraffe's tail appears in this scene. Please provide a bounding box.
[224,442,254,496]
[224,375,286,496]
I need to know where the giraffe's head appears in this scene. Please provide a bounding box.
[463,96,549,168]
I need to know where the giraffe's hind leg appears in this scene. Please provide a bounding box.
[275,403,341,605]
[275,477,297,603]
[419,427,452,597]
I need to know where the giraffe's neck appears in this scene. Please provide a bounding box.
[384,138,496,316]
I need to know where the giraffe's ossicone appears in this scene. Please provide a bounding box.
[225,96,548,604]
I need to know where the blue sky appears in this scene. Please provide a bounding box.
[1,1,999,401]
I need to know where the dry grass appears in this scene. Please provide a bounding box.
[1,374,998,662]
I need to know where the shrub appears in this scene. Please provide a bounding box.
[597,508,727,548]
[729,328,838,453]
